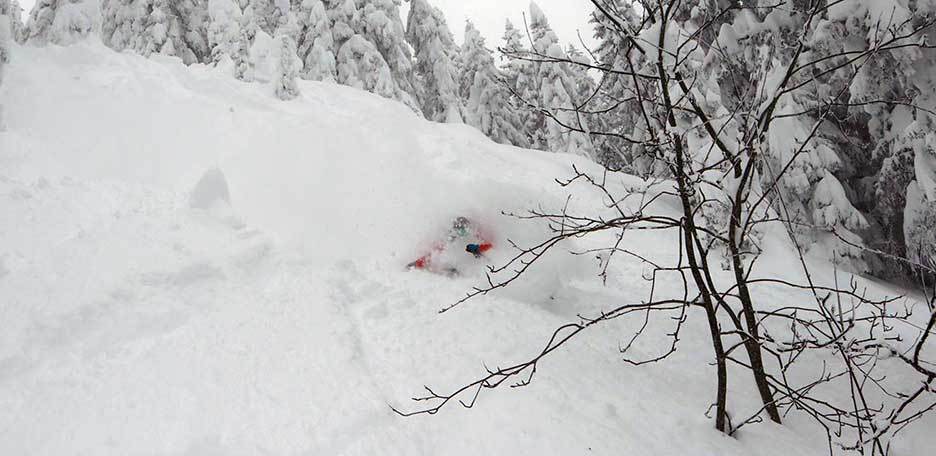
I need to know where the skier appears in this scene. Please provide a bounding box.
[407,216,493,275]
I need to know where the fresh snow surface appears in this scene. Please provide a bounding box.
[0,41,932,455]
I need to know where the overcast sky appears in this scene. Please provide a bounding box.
[15,0,596,51]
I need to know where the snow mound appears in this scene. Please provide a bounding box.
[189,167,231,210]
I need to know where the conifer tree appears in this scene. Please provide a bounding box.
[564,44,594,104]
[360,0,419,109]
[295,0,335,81]
[324,0,356,43]
[102,0,181,58]
[177,0,211,63]
[500,19,535,146]
[4,0,24,42]
[108,0,209,64]
[525,2,594,157]
[273,32,301,99]
[324,0,418,113]
[335,33,394,99]
[208,0,245,67]
[102,0,144,52]
[458,20,526,146]
[142,0,168,55]
[588,0,645,169]
[0,0,11,129]
[405,0,461,123]
[499,19,526,89]
[248,0,278,36]
[26,0,101,45]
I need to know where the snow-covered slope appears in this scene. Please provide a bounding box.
[0,41,931,455]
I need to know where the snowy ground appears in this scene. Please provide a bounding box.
[0,41,932,455]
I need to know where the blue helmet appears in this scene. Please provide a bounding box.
[450,216,472,239]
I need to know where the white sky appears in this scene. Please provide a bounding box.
[17,0,34,21]
[15,0,596,50]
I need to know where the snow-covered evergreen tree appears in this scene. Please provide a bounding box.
[271,0,298,39]
[238,0,255,34]
[129,0,208,63]
[101,0,207,62]
[359,0,419,110]
[716,0,936,273]
[851,1,936,274]
[405,0,461,123]
[899,40,936,270]
[93,0,192,62]
[904,144,936,268]
[525,2,594,157]
[458,20,526,146]
[335,33,394,98]
[565,44,594,104]
[324,0,355,42]
[176,0,211,63]
[140,0,179,56]
[587,0,646,170]
[247,0,278,35]
[323,0,418,113]
[26,0,102,45]
[2,0,24,42]
[102,0,144,54]
[324,0,363,88]
[499,19,525,90]
[0,0,11,130]
[231,26,251,79]
[500,19,536,147]
[207,0,245,68]
[0,0,10,50]
[295,0,335,81]
[497,6,596,156]
[273,31,300,99]
[591,0,936,276]
[1,0,15,40]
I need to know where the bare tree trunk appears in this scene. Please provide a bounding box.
[656,4,732,430]
[727,186,781,424]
